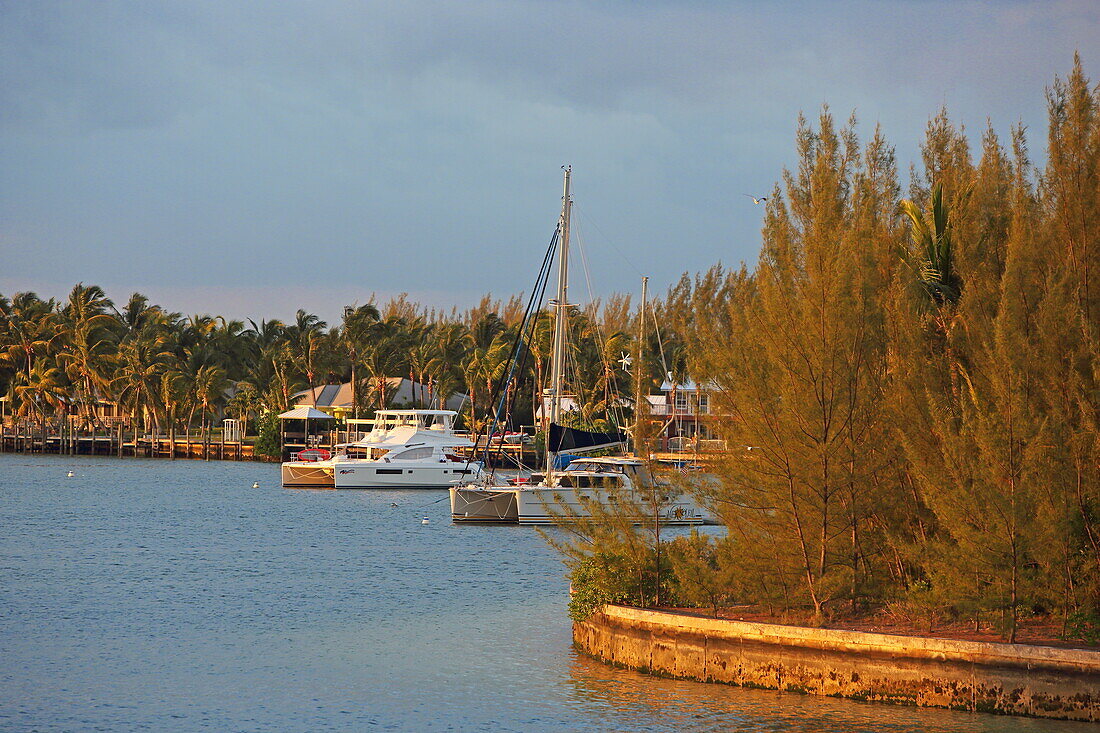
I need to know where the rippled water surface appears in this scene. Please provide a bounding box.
[0,454,1087,731]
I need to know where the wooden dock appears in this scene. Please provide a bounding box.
[0,423,258,461]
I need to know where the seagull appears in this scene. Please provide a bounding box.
[743,194,768,205]
[421,517,430,525]
[252,481,259,489]
[67,470,74,477]
[390,502,398,507]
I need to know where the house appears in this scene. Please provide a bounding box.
[646,378,723,452]
[291,378,466,419]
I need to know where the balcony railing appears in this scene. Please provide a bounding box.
[648,404,712,417]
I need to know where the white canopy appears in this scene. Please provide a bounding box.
[277,406,335,420]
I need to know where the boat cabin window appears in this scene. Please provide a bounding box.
[391,447,434,461]
[556,474,624,489]
[566,461,618,474]
[425,413,452,431]
[625,464,655,487]
[368,448,391,460]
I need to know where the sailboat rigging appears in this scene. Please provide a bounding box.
[449,167,706,525]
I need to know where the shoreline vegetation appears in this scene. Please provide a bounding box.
[556,57,1100,652]
[2,58,1098,655]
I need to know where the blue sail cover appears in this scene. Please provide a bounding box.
[549,423,627,453]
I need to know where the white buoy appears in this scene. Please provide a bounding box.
[421,517,430,525]
[67,470,74,477]
[252,481,259,489]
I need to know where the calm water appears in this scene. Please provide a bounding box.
[0,454,1086,732]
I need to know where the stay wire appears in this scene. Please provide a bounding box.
[571,224,630,431]
[475,225,559,477]
[484,229,557,480]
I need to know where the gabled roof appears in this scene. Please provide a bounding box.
[278,406,335,420]
[291,383,359,408]
[658,378,719,392]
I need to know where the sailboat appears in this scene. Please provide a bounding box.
[448,167,707,525]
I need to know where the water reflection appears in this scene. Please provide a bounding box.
[565,653,1086,732]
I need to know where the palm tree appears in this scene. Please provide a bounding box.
[55,284,118,428]
[193,364,228,450]
[406,321,433,407]
[14,358,67,432]
[587,329,631,418]
[340,304,380,418]
[527,312,554,431]
[114,335,173,435]
[159,368,185,450]
[427,322,470,414]
[360,315,408,410]
[0,293,57,417]
[288,310,327,407]
[226,381,261,438]
[899,181,966,396]
[899,182,963,309]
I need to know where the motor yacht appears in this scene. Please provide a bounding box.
[281,409,481,489]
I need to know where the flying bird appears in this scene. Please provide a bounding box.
[743,194,768,205]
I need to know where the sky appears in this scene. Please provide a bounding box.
[1,0,1097,325]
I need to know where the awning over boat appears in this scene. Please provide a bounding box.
[549,423,627,454]
[277,406,335,420]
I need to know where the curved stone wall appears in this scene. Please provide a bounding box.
[573,605,1100,721]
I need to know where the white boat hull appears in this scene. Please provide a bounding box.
[334,462,479,489]
[449,486,519,522]
[281,461,336,489]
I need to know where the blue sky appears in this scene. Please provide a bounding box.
[2,0,1096,323]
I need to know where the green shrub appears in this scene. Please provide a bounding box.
[254,411,281,458]
[1064,608,1100,645]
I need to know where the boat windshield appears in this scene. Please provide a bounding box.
[565,461,616,473]
[563,461,655,486]
[391,446,434,461]
[555,474,624,489]
[425,413,452,431]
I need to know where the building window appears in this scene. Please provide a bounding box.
[674,392,690,412]
[698,394,709,415]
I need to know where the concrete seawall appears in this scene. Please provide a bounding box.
[573,605,1100,721]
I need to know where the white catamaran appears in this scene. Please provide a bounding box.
[449,167,707,525]
[282,409,481,489]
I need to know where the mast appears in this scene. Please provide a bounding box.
[633,276,648,458]
[546,166,572,476]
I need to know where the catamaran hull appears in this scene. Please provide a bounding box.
[514,488,707,525]
[449,487,519,522]
[449,485,707,525]
[281,461,336,489]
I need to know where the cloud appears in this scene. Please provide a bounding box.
[0,0,1096,315]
